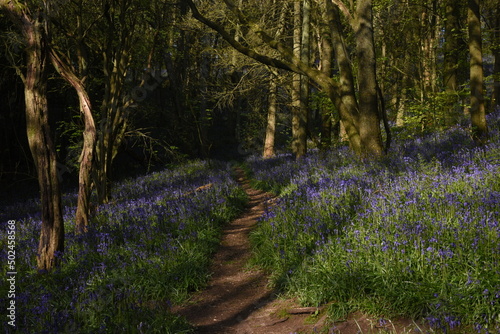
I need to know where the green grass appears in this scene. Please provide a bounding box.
[246,118,500,333]
[1,160,247,333]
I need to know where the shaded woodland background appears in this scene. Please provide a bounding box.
[1,0,498,180]
[0,0,499,270]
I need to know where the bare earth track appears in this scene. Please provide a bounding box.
[173,168,427,334]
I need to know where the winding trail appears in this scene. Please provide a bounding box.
[173,168,278,333]
[173,168,329,333]
[173,168,432,334]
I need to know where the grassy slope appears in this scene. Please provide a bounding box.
[0,160,246,333]
[247,111,500,333]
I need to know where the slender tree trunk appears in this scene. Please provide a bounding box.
[49,49,96,234]
[443,0,462,124]
[354,0,384,156]
[291,0,306,159]
[263,72,277,158]
[300,0,311,147]
[263,1,288,158]
[430,0,438,95]
[330,3,361,154]
[74,94,95,233]
[1,2,65,271]
[420,1,437,101]
[493,7,500,110]
[95,2,134,204]
[29,23,64,272]
[396,47,413,126]
[319,0,334,148]
[468,0,488,143]
[396,87,406,126]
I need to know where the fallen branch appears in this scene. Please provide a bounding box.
[287,306,323,315]
[182,183,214,197]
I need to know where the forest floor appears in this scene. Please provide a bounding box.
[173,168,426,334]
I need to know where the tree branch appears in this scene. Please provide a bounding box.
[330,0,353,22]
[183,0,343,118]
[183,0,294,72]
[0,0,31,83]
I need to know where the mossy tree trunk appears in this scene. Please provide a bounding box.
[354,0,384,156]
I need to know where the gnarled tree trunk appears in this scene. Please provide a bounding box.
[50,49,96,234]
[1,1,65,271]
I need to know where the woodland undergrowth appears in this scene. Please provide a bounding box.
[0,160,246,333]
[247,110,500,333]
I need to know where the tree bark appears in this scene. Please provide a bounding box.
[263,71,278,158]
[354,0,384,156]
[318,0,333,149]
[493,4,500,110]
[49,49,96,234]
[468,0,489,143]
[300,0,311,149]
[420,0,438,103]
[292,0,307,159]
[443,0,462,124]
[330,3,361,154]
[1,1,65,271]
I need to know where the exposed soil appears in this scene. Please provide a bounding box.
[173,168,429,334]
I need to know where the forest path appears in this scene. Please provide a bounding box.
[173,167,329,334]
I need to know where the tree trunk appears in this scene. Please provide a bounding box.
[263,72,277,158]
[49,49,96,234]
[330,3,361,154]
[300,0,311,147]
[263,1,287,158]
[420,0,438,101]
[493,6,500,110]
[319,0,333,149]
[95,2,135,204]
[291,0,306,159]
[468,0,489,143]
[443,0,462,124]
[395,47,412,126]
[1,2,65,271]
[354,0,384,156]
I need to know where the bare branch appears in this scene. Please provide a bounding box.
[183,0,294,72]
[329,0,353,22]
[182,0,344,121]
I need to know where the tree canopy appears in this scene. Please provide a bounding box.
[1,0,499,269]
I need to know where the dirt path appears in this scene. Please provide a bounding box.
[173,168,329,334]
[173,168,426,334]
